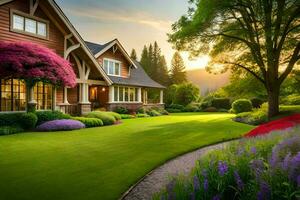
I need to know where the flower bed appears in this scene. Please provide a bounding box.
[155,128,300,200]
[36,119,85,132]
[245,114,300,137]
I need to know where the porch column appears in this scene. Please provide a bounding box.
[144,90,148,104]
[138,88,142,102]
[109,86,114,103]
[79,83,90,104]
[63,87,69,104]
[160,90,164,104]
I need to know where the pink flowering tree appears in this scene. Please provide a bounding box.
[0,41,77,112]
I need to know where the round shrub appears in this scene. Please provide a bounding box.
[251,98,264,108]
[146,109,161,117]
[120,114,135,119]
[136,113,150,118]
[114,107,128,114]
[20,112,38,129]
[137,107,146,114]
[106,112,122,121]
[0,126,24,136]
[86,112,116,125]
[211,98,231,109]
[159,109,169,115]
[71,117,103,128]
[203,107,218,112]
[232,99,253,113]
[36,119,85,132]
[36,111,71,125]
[183,104,199,112]
[166,108,182,113]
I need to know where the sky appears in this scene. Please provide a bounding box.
[56,0,210,70]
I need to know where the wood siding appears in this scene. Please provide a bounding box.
[97,48,130,77]
[0,0,65,55]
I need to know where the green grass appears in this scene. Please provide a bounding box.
[0,113,253,200]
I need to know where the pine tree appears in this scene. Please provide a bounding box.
[130,49,137,60]
[158,55,170,86]
[170,52,187,84]
[140,45,149,74]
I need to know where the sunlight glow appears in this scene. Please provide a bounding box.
[180,52,211,70]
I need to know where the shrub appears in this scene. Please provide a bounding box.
[183,104,199,112]
[211,98,231,109]
[159,109,169,115]
[282,95,300,105]
[36,120,85,132]
[174,83,200,106]
[136,113,150,118]
[36,111,70,125]
[203,107,218,112]
[120,114,135,119]
[86,112,116,125]
[0,113,23,126]
[137,107,146,114]
[234,110,268,125]
[167,104,184,111]
[20,112,38,129]
[166,108,182,113]
[232,99,253,113]
[106,112,122,121]
[0,126,24,136]
[251,97,265,108]
[146,109,162,117]
[114,107,129,114]
[71,117,103,128]
[218,108,229,113]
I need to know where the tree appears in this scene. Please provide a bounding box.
[174,83,200,106]
[0,41,76,111]
[170,51,187,84]
[169,0,300,118]
[140,45,149,73]
[130,49,137,60]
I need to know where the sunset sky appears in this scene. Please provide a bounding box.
[56,0,210,70]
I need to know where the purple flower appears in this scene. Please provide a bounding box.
[218,161,228,176]
[202,169,208,177]
[257,181,271,200]
[166,180,176,200]
[234,171,244,190]
[36,119,85,131]
[203,178,209,191]
[193,175,200,191]
[288,152,300,183]
[250,147,257,155]
[212,194,221,200]
[250,159,264,180]
[283,152,292,170]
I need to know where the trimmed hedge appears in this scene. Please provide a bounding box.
[211,98,231,109]
[120,114,135,119]
[0,126,24,136]
[183,104,199,112]
[86,112,116,125]
[146,110,162,116]
[20,113,38,129]
[114,107,129,114]
[136,113,150,118]
[106,112,122,121]
[0,113,23,126]
[36,111,70,125]
[71,117,103,128]
[231,99,253,113]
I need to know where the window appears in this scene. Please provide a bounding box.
[0,79,26,112]
[113,86,140,103]
[34,82,52,110]
[103,59,121,76]
[12,12,48,38]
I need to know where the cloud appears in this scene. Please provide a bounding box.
[64,6,172,32]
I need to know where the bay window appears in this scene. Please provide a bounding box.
[103,59,121,76]
[34,82,53,110]
[113,86,140,103]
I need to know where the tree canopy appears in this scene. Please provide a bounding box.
[170,51,187,84]
[0,41,76,87]
[130,49,137,60]
[169,0,300,117]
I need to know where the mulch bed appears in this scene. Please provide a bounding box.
[245,114,300,137]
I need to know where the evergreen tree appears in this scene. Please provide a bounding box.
[130,49,137,60]
[170,52,187,84]
[140,45,149,74]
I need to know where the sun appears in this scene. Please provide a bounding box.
[180,52,211,70]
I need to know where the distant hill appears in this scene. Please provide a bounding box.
[186,69,230,95]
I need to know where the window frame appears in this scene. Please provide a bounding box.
[103,58,122,77]
[113,86,140,103]
[10,10,49,40]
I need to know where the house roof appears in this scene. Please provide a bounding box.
[108,61,165,89]
[85,40,115,55]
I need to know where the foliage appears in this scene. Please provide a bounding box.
[0,126,24,136]
[211,98,231,110]
[86,112,116,126]
[165,85,178,105]
[282,94,300,105]
[167,104,185,111]
[120,114,135,119]
[114,107,129,114]
[203,107,218,112]
[183,104,199,112]
[146,109,162,117]
[140,42,170,86]
[174,83,200,106]
[36,119,85,132]
[36,111,71,125]
[169,0,300,117]
[20,113,38,130]
[0,41,76,87]
[166,108,182,113]
[250,98,264,108]
[130,49,137,60]
[157,128,300,200]
[106,112,122,121]
[234,110,268,125]
[232,99,253,114]
[136,113,150,118]
[0,113,23,126]
[71,117,103,128]
[170,51,187,85]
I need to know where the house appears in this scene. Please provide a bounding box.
[0,0,165,115]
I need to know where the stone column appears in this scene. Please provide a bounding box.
[160,90,164,104]
[78,83,91,115]
[63,87,69,104]
[138,88,142,102]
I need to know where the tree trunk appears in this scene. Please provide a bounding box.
[267,86,280,119]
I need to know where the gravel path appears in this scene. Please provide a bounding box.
[121,141,232,200]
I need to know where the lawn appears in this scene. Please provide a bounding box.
[0,113,253,200]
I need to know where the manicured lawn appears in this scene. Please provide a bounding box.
[0,113,253,200]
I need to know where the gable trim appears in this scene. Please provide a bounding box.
[95,39,138,69]
[0,0,13,5]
